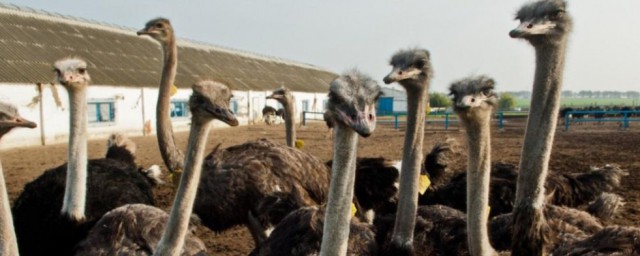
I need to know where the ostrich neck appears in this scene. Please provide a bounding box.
[284,98,296,147]
[391,82,428,249]
[156,38,185,173]
[62,87,88,221]
[0,161,18,255]
[462,112,495,256]
[155,119,211,256]
[320,124,359,256]
[512,40,568,255]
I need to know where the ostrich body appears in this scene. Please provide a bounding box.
[12,58,156,256]
[382,48,432,254]
[75,81,238,255]
[266,87,296,147]
[450,76,498,255]
[509,0,572,254]
[319,70,380,256]
[139,18,332,246]
[137,18,184,174]
[0,102,36,256]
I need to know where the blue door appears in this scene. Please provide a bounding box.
[378,97,393,115]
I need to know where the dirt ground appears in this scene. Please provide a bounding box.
[1,119,639,255]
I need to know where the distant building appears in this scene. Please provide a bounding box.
[0,3,337,149]
[378,86,407,115]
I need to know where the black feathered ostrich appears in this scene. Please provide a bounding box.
[253,69,382,256]
[138,18,332,247]
[509,0,572,254]
[0,102,36,256]
[12,58,157,256]
[75,81,238,255]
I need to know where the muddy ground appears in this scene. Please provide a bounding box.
[1,119,638,255]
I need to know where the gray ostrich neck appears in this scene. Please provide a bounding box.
[391,81,428,247]
[155,118,211,256]
[512,39,568,255]
[156,38,185,173]
[62,87,88,221]
[283,98,295,147]
[320,123,359,256]
[0,161,18,255]
[462,112,495,256]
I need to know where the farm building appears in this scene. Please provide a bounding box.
[0,3,337,149]
[378,86,408,115]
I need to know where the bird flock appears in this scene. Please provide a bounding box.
[0,0,637,256]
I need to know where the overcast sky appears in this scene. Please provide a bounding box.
[5,0,640,93]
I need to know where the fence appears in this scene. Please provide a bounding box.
[302,111,523,130]
[563,110,640,130]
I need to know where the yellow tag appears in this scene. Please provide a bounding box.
[486,205,491,219]
[350,203,357,218]
[170,84,178,97]
[295,139,304,149]
[418,174,431,195]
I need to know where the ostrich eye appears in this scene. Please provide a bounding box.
[549,10,564,20]
[481,88,492,96]
[155,23,163,28]
[77,68,86,74]
[415,60,425,69]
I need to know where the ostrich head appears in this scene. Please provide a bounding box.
[383,48,433,90]
[449,75,498,123]
[510,0,572,46]
[189,80,239,126]
[266,86,294,105]
[137,18,174,44]
[327,69,381,137]
[0,102,36,139]
[54,57,90,91]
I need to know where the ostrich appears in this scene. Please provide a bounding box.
[136,18,184,175]
[266,86,296,147]
[75,81,239,256]
[12,58,157,256]
[139,18,332,246]
[508,0,573,254]
[0,102,36,256]
[419,162,627,218]
[252,69,382,256]
[450,75,499,255]
[382,47,432,254]
[262,106,278,125]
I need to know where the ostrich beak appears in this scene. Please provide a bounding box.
[218,108,240,127]
[335,108,376,138]
[136,29,151,36]
[383,67,421,84]
[0,116,37,128]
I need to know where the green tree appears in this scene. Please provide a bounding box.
[429,92,451,108]
[499,93,516,111]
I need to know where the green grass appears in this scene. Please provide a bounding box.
[515,98,640,108]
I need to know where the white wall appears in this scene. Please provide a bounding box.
[0,83,328,150]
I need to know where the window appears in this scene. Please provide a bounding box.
[323,100,329,110]
[230,99,238,114]
[171,100,190,118]
[302,100,309,112]
[88,100,115,123]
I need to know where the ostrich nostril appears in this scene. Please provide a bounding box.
[398,71,403,75]
[471,98,475,103]
[368,114,374,121]
[526,24,533,29]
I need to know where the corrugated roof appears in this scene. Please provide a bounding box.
[0,3,337,92]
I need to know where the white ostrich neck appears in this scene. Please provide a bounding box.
[156,37,185,173]
[0,161,19,256]
[62,88,88,221]
[320,123,359,256]
[155,119,211,256]
[515,42,567,208]
[392,84,428,245]
[462,112,495,255]
[283,98,296,147]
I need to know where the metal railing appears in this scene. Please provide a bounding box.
[563,110,640,130]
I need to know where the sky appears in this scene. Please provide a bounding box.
[5,0,640,93]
